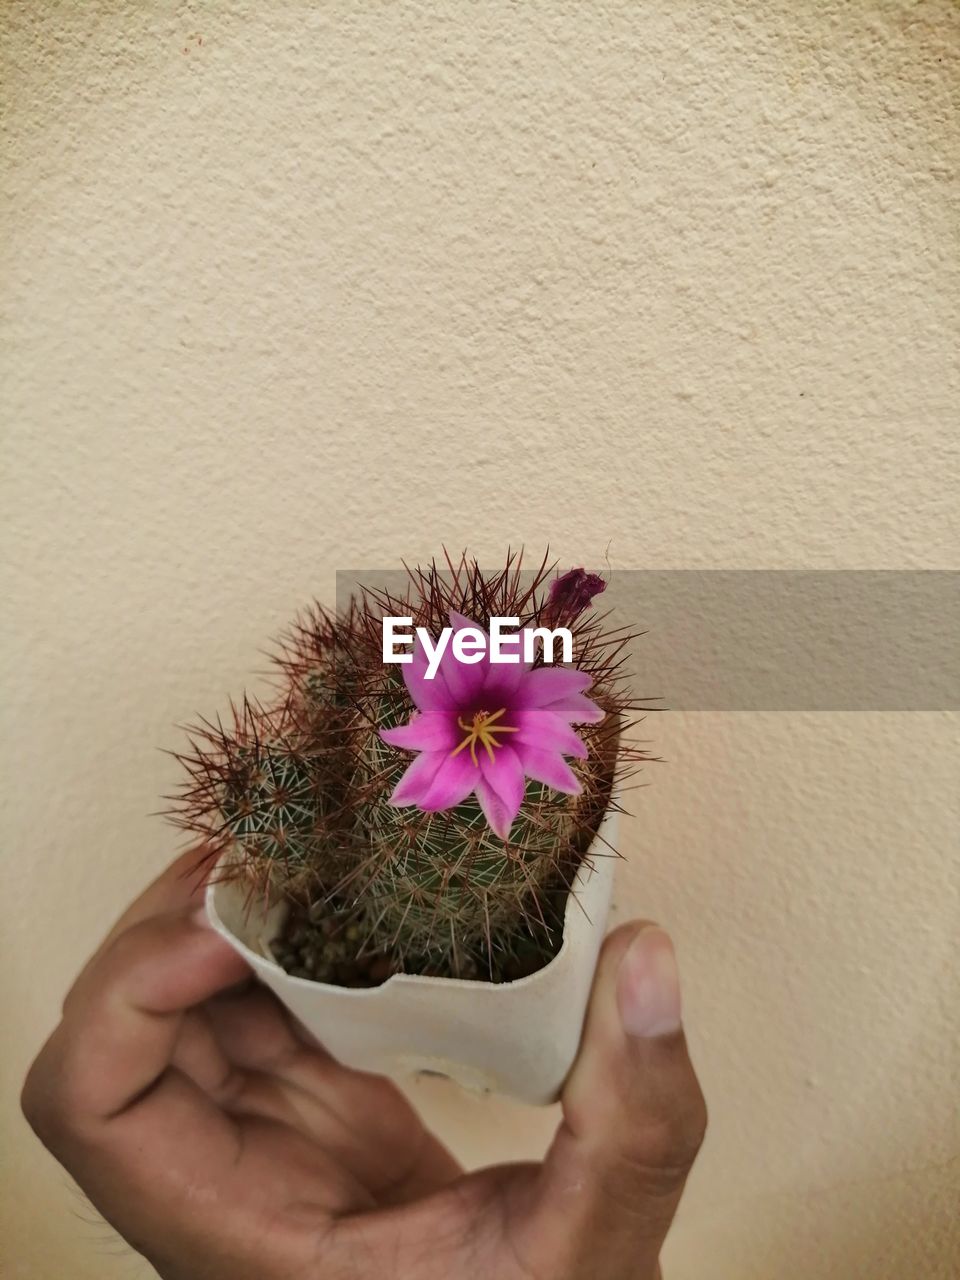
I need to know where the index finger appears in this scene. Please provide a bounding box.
[26,909,250,1129]
[99,844,218,952]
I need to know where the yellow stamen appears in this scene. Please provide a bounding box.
[450,707,518,767]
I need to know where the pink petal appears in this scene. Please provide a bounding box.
[483,664,525,704]
[388,750,448,807]
[404,636,456,713]
[380,712,459,752]
[476,776,521,841]
[448,609,478,633]
[515,743,583,795]
[514,666,593,708]
[513,709,588,760]
[418,750,480,812]
[440,610,488,705]
[539,693,606,724]
[482,625,533,702]
[479,744,526,821]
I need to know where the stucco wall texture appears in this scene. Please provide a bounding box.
[2,3,958,1277]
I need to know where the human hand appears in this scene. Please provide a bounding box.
[22,851,706,1279]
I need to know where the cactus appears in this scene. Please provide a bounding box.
[171,552,647,981]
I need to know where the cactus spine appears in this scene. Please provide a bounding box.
[171,553,645,981]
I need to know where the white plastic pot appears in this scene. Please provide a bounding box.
[206,805,618,1105]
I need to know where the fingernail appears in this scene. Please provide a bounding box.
[617,926,682,1038]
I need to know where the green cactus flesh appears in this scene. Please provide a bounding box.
[171,554,643,982]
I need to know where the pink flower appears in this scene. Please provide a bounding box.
[379,611,604,840]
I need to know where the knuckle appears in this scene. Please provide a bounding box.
[61,926,143,1017]
[20,1050,67,1145]
[599,1147,692,1230]
[99,921,149,970]
[19,1068,44,1132]
[677,1083,709,1160]
[21,1029,101,1151]
[628,1097,708,1190]
[613,1149,689,1206]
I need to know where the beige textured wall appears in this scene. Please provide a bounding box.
[2,3,958,1277]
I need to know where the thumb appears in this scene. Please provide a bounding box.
[522,923,707,1280]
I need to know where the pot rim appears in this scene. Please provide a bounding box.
[206,801,620,997]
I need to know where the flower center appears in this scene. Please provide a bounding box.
[450,707,518,767]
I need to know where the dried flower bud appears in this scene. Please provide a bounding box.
[545,567,606,623]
